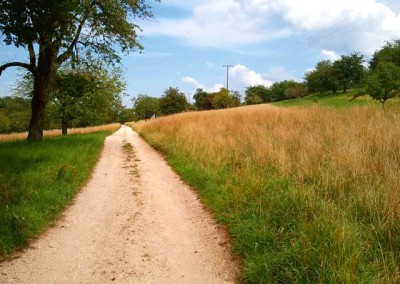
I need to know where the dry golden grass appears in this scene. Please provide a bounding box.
[132,104,400,282]
[0,123,121,142]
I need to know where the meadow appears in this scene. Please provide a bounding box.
[0,123,121,142]
[131,104,400,283]
[0,124,120,258]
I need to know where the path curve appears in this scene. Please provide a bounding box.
[0,125,238,284]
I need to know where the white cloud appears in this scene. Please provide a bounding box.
[182,76,224,93]
[263,65,299,82]
[208,83,225,93]
[142,0,286,48]
[182,76,204,89]
[143,0,400,56]
[320,49,340,61]
[230,64,273,87]
[277,0,400,55]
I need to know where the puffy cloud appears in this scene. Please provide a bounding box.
[320,49,341,61]
[263,65,299,82]
[230,64,273,87]
[143,0,292,48]
[182,76,224,93]
[279,0,400,55]
[182,76,203,89]
[143,0,400,55]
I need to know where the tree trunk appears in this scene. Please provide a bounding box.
[27,47,57,141]
[61,119,68,135]
[27,78,47,141]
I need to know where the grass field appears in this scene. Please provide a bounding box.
[0,127,118,258]
[131,104,400,283]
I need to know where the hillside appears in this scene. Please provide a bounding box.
[272,90,381,108]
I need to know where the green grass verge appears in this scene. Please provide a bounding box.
[0,131,112,258]
[272,90,377,108]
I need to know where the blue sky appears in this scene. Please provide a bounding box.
[1,0,400,106]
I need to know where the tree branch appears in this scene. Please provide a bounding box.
[0,62,33,76]
[57,14,89,65]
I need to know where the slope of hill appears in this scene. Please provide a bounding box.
[272,90,376,108]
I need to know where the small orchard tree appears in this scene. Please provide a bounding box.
[0,0,156,141]
[366,62,400,109]
[133,94,160,120]
[0,111,11,134]
[193,88,212,110]
[212,88,240,109]
[56,66,125,134]
[305,60,339,94]
[245,85,272,103]
[245,93,263,105]
[159,87,188,115]
[284,84,308,100]
[0,96,31,133]
[15,64,126,134]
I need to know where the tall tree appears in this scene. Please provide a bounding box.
[305,60,339,94]
[370,39,400,70]
[333,52,365,92]
[0,0,155,141]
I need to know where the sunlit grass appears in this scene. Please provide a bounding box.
[0,123,120,142]
[0,130,114,258]
[130,104,400,283]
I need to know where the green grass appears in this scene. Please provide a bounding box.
[0,131,111,258]
[272,90,376,108]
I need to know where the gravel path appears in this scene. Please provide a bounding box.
[0,125,238,284]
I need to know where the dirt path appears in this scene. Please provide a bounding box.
[0,125,238,284]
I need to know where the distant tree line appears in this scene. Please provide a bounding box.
[244,39,400,108]
[132,87,241,121]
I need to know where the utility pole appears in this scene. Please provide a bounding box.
[223,65,233,91]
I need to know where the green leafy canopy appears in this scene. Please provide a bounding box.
[0,0,157,64]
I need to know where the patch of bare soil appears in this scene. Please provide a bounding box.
[0,125,239,283]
